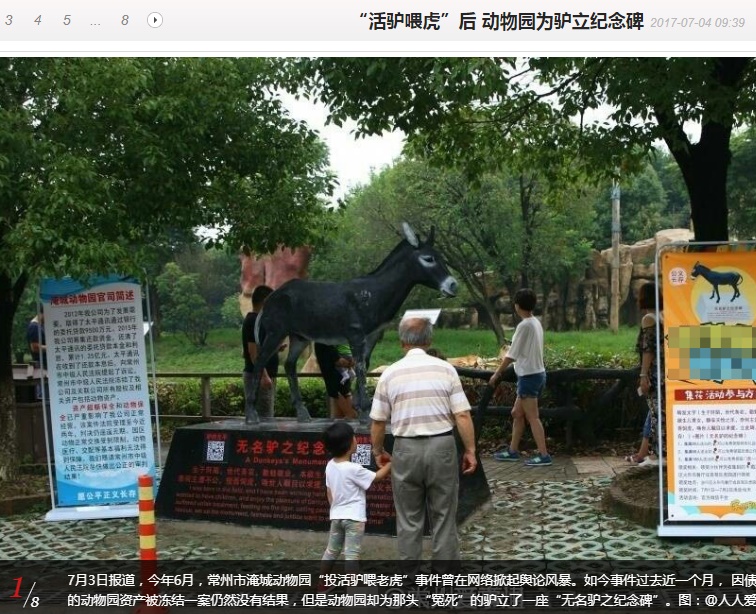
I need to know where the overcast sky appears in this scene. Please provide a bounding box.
[280,93,405,204]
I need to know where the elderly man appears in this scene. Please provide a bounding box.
[370,317,477,564]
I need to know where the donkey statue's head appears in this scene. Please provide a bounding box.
[400,222,458,297]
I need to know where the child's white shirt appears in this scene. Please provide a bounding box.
[325,459,376,522]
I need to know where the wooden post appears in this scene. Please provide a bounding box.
[610,180,621,333]
[200,376,211,419]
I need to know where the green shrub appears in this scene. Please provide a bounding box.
[150,336,642,446]
[151,375,379,438]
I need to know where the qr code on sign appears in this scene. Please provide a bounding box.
[351,444,372,466]
[206,440,226,462]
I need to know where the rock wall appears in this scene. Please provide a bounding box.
[540,228,692,330]
[238,245,312,316]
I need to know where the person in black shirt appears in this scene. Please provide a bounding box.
[242,285,279,420]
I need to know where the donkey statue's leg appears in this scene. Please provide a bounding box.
[284,334,312,422]
[245,359,267,425]
[349,338,370,425]
[245,334,284,425]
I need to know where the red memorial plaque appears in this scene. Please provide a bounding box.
[155,420,399,534]
[156,419,489,536]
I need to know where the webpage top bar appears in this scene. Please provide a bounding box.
[0,1,754,47]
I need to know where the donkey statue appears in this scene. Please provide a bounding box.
[246,222,458,425]
[691,261,743,303]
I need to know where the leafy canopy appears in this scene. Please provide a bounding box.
[1,57,334,288]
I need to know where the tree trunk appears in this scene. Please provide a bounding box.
[0,274,19,481]
[473,300,508,346]
[659,58,750,243]
[686,124,731,242]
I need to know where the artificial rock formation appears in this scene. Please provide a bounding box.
[540,228,693,330]
[238,245,312,315]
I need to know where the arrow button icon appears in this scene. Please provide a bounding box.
[147,12,163,28]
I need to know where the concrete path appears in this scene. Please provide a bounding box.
[1,455,753,562]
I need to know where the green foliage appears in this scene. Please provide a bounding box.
[221,295,244,328]
[315,157,596,341]
[155,263,212,346]
[728,126,756,239]
[591,161,674,250]
[153,326,637,373]
[289,57,756,243]
[151,328,244,372]
[174,245,239,310]
[0,57,335,477]
[151,376,357,428]
[2,59,333,287]
[154,244,241,345]
[649,148,690,230]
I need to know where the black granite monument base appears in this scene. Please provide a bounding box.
[155,419,490,536]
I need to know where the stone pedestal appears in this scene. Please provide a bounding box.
[155,419,490,536]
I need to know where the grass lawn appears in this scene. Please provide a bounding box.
[151,326,638,373]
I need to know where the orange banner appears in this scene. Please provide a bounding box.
[661,247,756,523]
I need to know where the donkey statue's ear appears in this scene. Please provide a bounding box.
[427,226,436,246]
[402,222,420,248]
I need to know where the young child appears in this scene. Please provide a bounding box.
[318,421,391,592]
[488,288,551,467]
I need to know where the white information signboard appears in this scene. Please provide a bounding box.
[41,275,155,521]
[401,309,442,325]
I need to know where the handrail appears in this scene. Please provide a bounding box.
[453,365,641,445]
[16,365,641,442]
[154,371,385,378]
[152,370,385,420]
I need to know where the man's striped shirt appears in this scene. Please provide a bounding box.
[369,348,471,437]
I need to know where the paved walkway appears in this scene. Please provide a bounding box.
[0,456,753,561]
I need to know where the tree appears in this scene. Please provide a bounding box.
[728,126,756,239]
[323,158,595,343]
[155,264,213,347]
[309,191,469,313]
[0,58,333,480]
[174,244,239,317]
[649,148,690,230]
[591,163,667,250]
[154,245,240,345]
[287,57,756,242]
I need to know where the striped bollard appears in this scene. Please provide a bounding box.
[135,474,168,614]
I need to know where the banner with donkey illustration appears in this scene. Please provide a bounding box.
[660,244,756,535]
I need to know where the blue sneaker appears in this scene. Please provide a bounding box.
[524,454,553,467]
[493,449,520,461]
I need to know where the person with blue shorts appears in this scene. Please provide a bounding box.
[488,288,551,467]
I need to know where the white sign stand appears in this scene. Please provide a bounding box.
[401,308,442,324]
[39,275,158,522]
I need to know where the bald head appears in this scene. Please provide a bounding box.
[398,317,433,348]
